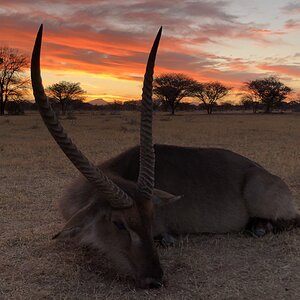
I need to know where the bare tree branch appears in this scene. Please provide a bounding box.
[0,47,29,115]
[192,81,231,114]
[153,73,198,115]
[46,81,86,115]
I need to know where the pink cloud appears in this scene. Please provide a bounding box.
[225,59,251,72]
[285,19,300,30]
[257,64,300,78]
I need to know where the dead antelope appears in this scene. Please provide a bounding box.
[31,25,300,289]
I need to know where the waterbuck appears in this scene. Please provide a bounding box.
[31,25,299,289]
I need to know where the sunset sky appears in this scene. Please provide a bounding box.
[1,0,300,103]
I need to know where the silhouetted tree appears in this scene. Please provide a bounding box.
[153,73,198,115]
[177,102,197,111]
[240,95,260,113]
[107,100,123,111]
[153,98,163,111]
[288,100,300,112]
[245,76,292,113]
[0,47,29,115]
[5,100,30,115]
[220,101,234,111]
[123,100,140,111]
[193,81,231,114]
[46,81,85,115]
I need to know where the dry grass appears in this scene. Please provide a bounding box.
[1,111,300,299]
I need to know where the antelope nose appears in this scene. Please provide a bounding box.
[148,279,163,289]
[145,277,163,289]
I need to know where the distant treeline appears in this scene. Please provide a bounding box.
[5,98,300,115]
[2,46,300,116]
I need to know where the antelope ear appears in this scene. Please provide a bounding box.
[53,201,101,240]
[152,188,182,207]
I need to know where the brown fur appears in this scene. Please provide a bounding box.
[58,144,299,286]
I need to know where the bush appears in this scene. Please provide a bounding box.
[6,101,25,115]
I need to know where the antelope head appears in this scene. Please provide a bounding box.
[31,25,175,289]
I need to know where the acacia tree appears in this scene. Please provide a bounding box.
[0,47,29,115]
[46,81,86,115]
[153,73,198,115]
[245,76,292,113]
[192,81,230,114]
[240,95,260,113]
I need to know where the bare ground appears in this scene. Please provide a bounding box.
[0,111,299,299]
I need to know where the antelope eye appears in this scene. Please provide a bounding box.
[113,221,126,230]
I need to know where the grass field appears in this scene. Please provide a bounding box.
[1,111,299,299]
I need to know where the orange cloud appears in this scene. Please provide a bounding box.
[257,64,300,78]
[1,0,300,101]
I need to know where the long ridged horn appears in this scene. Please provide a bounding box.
[137,27,162,199]
[31,24,133,208]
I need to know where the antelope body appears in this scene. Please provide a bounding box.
[31,25,299,289]
[61,144,299,237]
